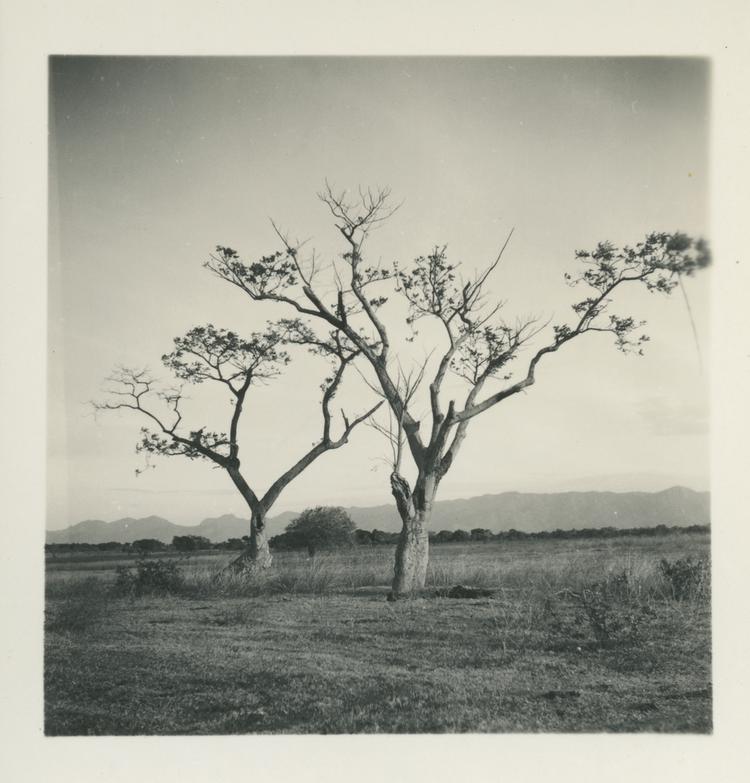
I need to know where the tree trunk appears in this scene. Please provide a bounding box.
[392,511,430,596]
[227,510,273,572]
[223,466,273,573]
[389,471,435,597]
[248,514,273,568]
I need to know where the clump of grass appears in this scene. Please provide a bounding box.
[263,557,338,595]
[45,577,111,635]
[485,590,550,654]
[574,570,657,643]
[209,604,255,626]
[186,556,345,597]
[659,557,710,601]
[49,544,712,610]
[113,558,185,597]
[427,561,498,590]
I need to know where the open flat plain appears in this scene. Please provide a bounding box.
[44,533,711,734]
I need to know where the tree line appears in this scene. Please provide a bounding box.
[45,521,709,555]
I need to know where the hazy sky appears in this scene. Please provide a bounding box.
[48,57,710,530]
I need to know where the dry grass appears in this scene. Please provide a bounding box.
[47,532,710,598]
[44,533,711,734]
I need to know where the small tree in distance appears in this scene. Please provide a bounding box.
[470,528,493,543]
[172,535,211,552]
[283,506,356,556]
[94,322,379,570]
[132,538,166,554]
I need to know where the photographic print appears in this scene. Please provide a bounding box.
[46,55,711,735]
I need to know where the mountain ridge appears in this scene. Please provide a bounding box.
[46,486,710,544]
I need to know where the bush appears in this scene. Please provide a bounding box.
[173,534,212,552]
[114,558,184,597]
[131,538,166,554]
[470,528,493,542]
[659,557,709,601]
[280,506,357,556]
[370,529,397,545]
[574,571,656,643]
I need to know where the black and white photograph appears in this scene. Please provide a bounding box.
[2,1,749,780]
[46,54,711,734]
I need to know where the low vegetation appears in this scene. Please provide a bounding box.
[45,532,711,734]
[44,522,710,556]
[113,558,185,597]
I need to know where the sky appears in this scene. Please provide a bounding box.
[47,56,710,530]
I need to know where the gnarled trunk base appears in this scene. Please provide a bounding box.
[388,470,434,598]
[226,520,273,573]
[390,516,429,597]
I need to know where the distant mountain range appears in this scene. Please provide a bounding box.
[46,486,709,544]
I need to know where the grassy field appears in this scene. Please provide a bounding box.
[44,533,711,734]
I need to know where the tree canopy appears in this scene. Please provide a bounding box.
[276,506,357,556]
[95,318,379,568]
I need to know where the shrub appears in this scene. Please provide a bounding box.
[574,570,655,643]
[114,558,184,597]
[370,529,397,545]
[173,534,212,552]
[280,506,357,556]
[470,528,493,542]
[659,557,709,601]
[131,538,166,554]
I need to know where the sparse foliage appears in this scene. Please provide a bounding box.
[95,319,379,570]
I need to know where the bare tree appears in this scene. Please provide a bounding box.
[205,185,710,595]
[94,321,380,569]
